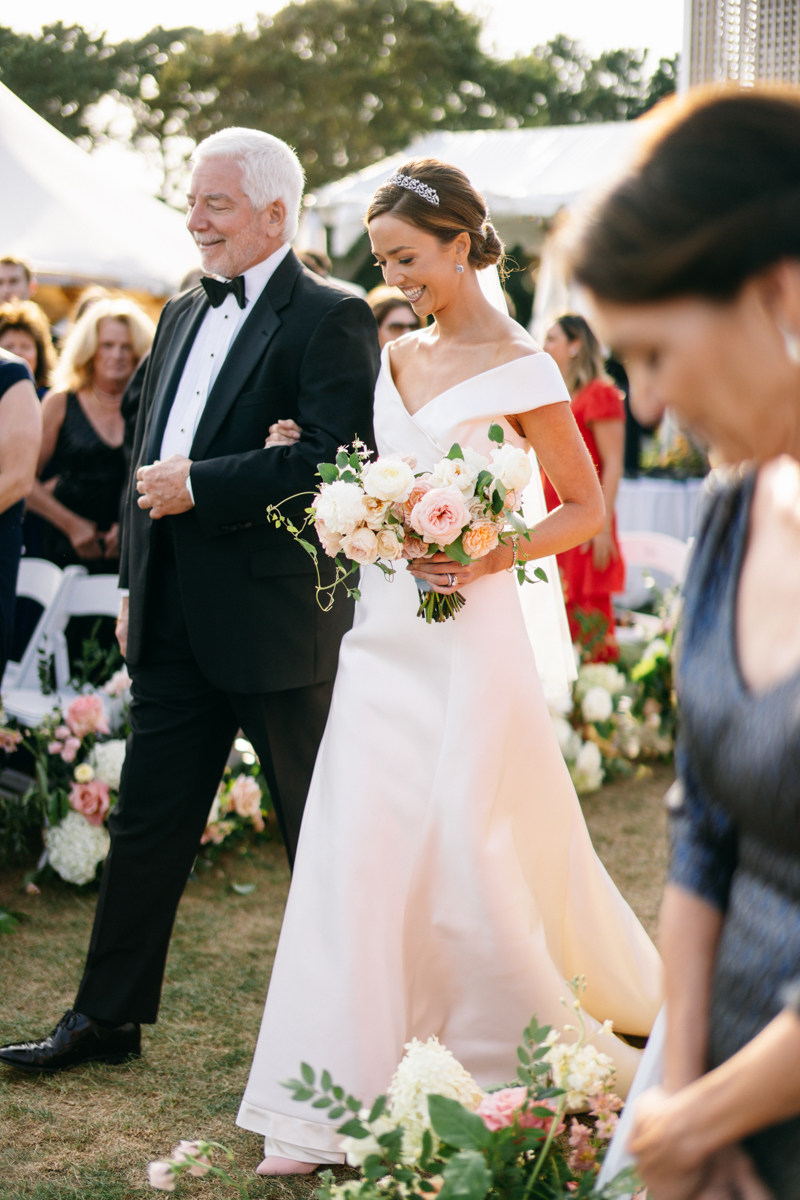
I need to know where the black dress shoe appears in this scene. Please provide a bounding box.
[0,1010,141,1072]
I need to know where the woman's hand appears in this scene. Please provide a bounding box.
[102,522,120,559]
[68,515,104,559]
[580,528,618,572]
[408,545,513,593]
[265,418,302,448]
[694,1147,773,1200]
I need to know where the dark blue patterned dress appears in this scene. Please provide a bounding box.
[670,469,800,1195]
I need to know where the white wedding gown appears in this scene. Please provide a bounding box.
[237,349,663,1162]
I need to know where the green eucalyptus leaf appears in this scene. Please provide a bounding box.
[446,442,465,461]
[336,451,350,469]
[533,566,548,583]
[441,536,472,567]
[318,462,339,484]
[297,539,318,560]
[488,422,505,444]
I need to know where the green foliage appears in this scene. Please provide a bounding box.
[1,6,677,202]
[427,1095,490,1151]
[70,619,123,690]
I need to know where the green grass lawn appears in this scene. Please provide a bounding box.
[0,764,672,1200]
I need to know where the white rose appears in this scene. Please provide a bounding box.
[429,457,479,495]
[88,739,127,790]
[362,495,391,530]
[361,456,415,503]
[375,529,404,560]
[313,481,368,535]
[489,444,533,491]
[341,525,379,564]
[463,446,490,472]
[581,685,614,724]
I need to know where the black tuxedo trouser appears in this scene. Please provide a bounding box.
[73,534,334,1026]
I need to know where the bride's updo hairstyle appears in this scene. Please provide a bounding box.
[571,88,800,303]
[366,157,504,272]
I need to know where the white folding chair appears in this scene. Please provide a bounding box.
[2,558,64,689]
[2,566,124,726]
[615,531,691,645]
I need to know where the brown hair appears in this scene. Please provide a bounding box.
[571,87,800,303]
[366,158,504,273]
[555,314,608,394]
[0,255,32,283]
[371,297,420,329]
[0,300,55,389]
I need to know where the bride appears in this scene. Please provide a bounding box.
[237,158,662,1174]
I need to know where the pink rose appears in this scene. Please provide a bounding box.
[229,775,265,832]
[476,1088,564,1136]
[401,534,429,560]
[48,741,63,756]
[314,519,344,558]
[410,486,471,547]
[55,725,70,739]
[147,1161,176,1191]
[65,694,110,739]
[340,525,379,565]
[61,738,82,763]
[68,779,111,826]
[461,520,500,559]
[401,477,433,522]
[171,1141,211,1178]
[0,728,21,752]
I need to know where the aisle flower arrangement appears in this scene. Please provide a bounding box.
[266,425,547,624]
[146,978,638,1198]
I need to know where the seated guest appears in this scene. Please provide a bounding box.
[0,300,56,397]
[542,313,625,661]
[0,351,42,680]
[366,286,421,348]
[27,298,154,573]
[0,256,37,304]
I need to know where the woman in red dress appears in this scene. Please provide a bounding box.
[542,314,625,661]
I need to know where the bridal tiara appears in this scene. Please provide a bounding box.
[386,173,440,206]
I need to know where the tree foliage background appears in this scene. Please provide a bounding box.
[0,0,677,203]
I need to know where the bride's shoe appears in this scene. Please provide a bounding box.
[256,1156,320,1176]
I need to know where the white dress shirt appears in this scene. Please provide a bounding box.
[160,241,293,483]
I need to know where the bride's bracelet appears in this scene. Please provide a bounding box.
[506,539,520,572]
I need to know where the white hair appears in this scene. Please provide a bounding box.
[192,127,305,242]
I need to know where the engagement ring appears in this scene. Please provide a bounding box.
[448,573,458,588]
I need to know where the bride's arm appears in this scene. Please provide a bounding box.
[410,401,603,592]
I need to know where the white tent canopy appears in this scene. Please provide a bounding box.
[0,82,199,294]
[312,123,644,257]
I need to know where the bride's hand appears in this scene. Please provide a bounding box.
[265,418,302,447]
[408,545,514,593]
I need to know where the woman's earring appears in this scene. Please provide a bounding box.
[455,261,464,274]
[780,323,800,365]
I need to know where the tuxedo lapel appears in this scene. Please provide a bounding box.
[146,291,209,462]
[189,251,302,461]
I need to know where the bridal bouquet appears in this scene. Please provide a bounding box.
[267,425,546,624]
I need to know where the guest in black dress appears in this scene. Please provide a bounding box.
[572,89,800,1198]
[0,351,43,680]
[26,298,154,574]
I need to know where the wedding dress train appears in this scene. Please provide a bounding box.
[237,349,663,1162]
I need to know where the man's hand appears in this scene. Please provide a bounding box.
[103,522,120,559]
[116,597,129,659]
[137,455,194,519]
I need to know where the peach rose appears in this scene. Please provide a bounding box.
[410,486,471,546]
[340,525,379,564]
[401,534,429,559]
[229,775,265,832]
[401,476,433,522]
[314,519,343,558]
[462,520,500,559]
[68,779,111,827]
[171,1141,211,1178]
[375,529,403,560]
[362,495,391,530]
[65,694,110,739]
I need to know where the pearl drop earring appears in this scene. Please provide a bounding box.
[455,262,464,274]
[779,322,800,365]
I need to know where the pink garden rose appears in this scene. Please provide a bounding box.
[147,1161,176,1191]
[65,693,110,739]
[410,486,471,546]
[340,525,379,564]
[461,520,500,559]
[401,534,429,560]
[229,775,265,832]
[170,1141,211,1178]
[401,476,434,522]
[68,779,111,827]
[0,728,21,752]
[314,519,343,558]
[476,1088,564,1136]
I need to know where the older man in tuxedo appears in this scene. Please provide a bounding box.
[0,128,378,1072]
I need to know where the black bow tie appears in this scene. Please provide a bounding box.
[201,275,247,310]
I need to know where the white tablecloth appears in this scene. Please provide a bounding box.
[615,476,707,541]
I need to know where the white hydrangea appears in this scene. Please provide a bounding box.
[574,663,627,702]
[551,714,582,764]
[581,685,614,724]
[88,739,127,791]
[387,1037,484,1161]
[570,740,604,794]
[44,811,110,885]
[314,481,368,535]
[544,1037,616,1111]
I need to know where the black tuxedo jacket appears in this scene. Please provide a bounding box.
[119,250,379,692]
